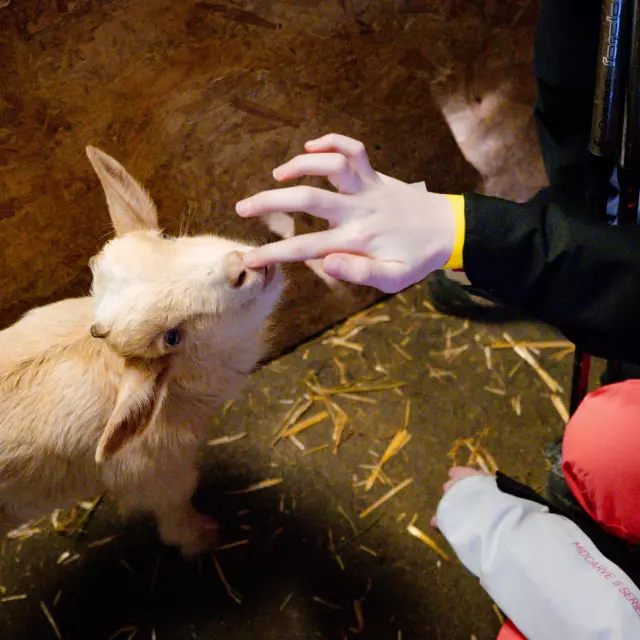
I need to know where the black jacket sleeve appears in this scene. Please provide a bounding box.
[463,191,640,364]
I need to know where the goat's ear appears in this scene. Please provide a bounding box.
[86,146,159,236]
[96,360,170,463]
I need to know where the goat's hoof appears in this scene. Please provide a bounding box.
[163,512,220,558]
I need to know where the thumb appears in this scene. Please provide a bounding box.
[323,254,411,293]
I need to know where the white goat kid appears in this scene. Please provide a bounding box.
[0,147,284,557]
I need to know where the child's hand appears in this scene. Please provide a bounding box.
[431,467,492,530]
[235,133,457,294]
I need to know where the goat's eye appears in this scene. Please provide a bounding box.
[160,232,173,240]
[164,328,181,347]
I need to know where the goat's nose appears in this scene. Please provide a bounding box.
[225,251,248,289]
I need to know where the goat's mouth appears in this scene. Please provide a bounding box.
[263,264,276,289]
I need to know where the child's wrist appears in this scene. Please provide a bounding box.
[441,194,465,270]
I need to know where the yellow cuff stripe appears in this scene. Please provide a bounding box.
[442,194,465,270]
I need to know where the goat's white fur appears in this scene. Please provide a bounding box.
[0,147,284,556]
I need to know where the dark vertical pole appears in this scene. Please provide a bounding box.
[571,0,633,415]
[604,0,640,385]
[619,0,640,215]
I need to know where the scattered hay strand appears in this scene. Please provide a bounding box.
[490,340,572,350]
[313,596,344,611]
[306,378,407,397]
[422,300,437,312]
[502,332,563,394]
[6,521,45,540]
[473,451,491,474]
[364,429,412,491]
[484,386,507,396]
[214,539,249,552]
[492,603,506,625]
[0,594,27,603]
[280,592,293,611]
[324,337,364,352]
[108,627,137,640]
[429,345,469,362]
[550,346,576,361]
[463,428,489,467]
[273,396,313,438]
[271,396,314,444]
[289,435,306,451]
[323,398,349,455]
[76,494,104,532]
[56,551,80,565]
[406,516,449,561]
[449,431,499,474]
[349,579,371,634]
[450,319,470,339]
[360,545,378,556]
[351,599,365,633]
[327,529,345,571]
[87,535,120,548]
[337,505,358,535]
[207,432,247,446]
[119,559,136,575]
[40,601,63,640]
[51,508,78,533]
[212,553,243,604]
[227,478,283,495]
[281,411,329,439]
[332,416,348,454]
[511,395,522,416]
[550,394,570,423]
[337,308,391,337]
[302,444,330,456]
[483,346,493,370]
[390,341,413,361]
[336,392,376,404]
[358,478,414,519]
[333,356,348,386]
[508,361,523,378]
[426,363,457,381]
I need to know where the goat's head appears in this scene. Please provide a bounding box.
[84,146,284,462]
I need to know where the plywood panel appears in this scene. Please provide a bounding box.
[0,0,542,356]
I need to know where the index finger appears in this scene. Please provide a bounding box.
[236,185,348,225]
[242,229,345,268]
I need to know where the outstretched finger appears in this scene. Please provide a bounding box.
[242,229,346,268]
[304,134,378,182]
[322,254,413,293]
[273,153,363,194]
[236,186,348,225]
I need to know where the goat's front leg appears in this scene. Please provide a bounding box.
[154,499,219,558]
[110,460,219,558]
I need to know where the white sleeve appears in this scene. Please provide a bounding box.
[436,475,640,640]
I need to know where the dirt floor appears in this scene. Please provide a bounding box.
[0,283,587,640]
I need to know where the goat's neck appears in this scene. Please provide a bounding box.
[170,328,265,404]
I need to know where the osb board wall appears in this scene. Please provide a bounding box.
[0,0,542,358]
